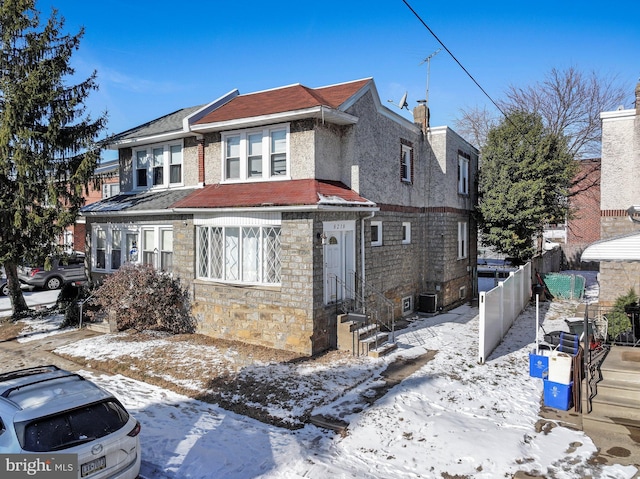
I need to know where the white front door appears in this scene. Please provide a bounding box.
[323,221,355,305]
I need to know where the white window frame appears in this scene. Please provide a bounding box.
[221,124,290,182]
[91,224,172,273]
[402,222,411,244]
[132,141,184,190]
[458,154,469,195]
[401,144,412,183]
[371,221,382,247]
[102,182,120,199]
[196,223,281,286]
[457,221,468,259]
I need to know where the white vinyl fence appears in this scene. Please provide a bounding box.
[478,262,532,364]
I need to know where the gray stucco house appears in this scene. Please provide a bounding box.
[581,82,640,305]
[81,78,478,355]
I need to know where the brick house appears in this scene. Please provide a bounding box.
[559,158,601,269]
[60,158,119,253]
[581,82,640,305]
[80,78,478,355]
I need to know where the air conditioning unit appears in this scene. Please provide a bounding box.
[418,293,437,314]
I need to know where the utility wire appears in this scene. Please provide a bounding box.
[402,0,541,151]
[401,0,510,121]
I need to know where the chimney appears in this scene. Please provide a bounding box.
[413,104,430,133]
[636,81,640,115]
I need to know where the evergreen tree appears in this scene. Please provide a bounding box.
[477,111,576,261]
[0,1,106,315]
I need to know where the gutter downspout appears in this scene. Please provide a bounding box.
[361,211,376,303]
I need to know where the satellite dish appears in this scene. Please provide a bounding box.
[399,92,408,110]
[387,91,409,110]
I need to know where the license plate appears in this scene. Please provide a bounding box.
[81,456,106,477]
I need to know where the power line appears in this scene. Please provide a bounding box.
[401,0,509,121]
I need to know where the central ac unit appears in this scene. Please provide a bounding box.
[418,293,437,313]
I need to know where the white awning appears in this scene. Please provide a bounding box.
[581,231,640,262]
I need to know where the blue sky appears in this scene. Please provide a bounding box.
[37,0,639,153]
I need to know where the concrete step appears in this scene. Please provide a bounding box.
[601,366,640,385]
[355,324,379,340]
[589,395,640,424]
[582,413,640,442]
[595,379,640,404]
[368,341,398,358]
[359,332,389,355]
[84,321,111,333]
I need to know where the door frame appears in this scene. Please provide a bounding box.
[323,220,356,305]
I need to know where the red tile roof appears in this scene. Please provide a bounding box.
[171,179,374,209]
[194,79,371,125]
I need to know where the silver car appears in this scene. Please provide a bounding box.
[0,365,141,478]
[18,254,87,290]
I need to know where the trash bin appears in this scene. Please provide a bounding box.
[529,348,550,378]
[543,380,573,410]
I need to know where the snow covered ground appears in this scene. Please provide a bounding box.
[6,272,640,478]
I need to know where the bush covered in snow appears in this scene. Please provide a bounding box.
[88,263,195,334]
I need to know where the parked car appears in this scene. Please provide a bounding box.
[0,365,141,478]
[0,275,7,296]
[18,253,87,290]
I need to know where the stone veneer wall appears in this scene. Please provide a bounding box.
[423,208,476,309]
[189,214,317,356]
[363,210,423,320]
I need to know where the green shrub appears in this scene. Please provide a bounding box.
[606,288,637,341]
[87,263,195,334]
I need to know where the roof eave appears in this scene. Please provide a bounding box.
[189,106,358,133]
[106,130,195,150]
[174,204,379,214]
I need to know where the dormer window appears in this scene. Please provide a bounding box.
[222,124,290,182]
[133,141,183,189]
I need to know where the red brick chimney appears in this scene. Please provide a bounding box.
[636,81,640,115]
[413,104,430,133]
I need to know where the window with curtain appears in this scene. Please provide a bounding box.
[160,229,173,272]
[142,229,155,266]
[197,225,281,285]
[92,225,172,272]
[152,147,164,186]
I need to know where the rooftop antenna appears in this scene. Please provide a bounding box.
[417,48,441,128]
[388,91,409,110]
